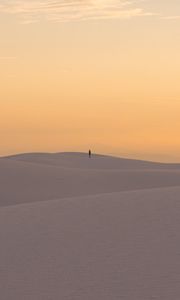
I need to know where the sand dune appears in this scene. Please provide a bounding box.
[1,152,180,206]
[1,187,180,299]
[1,152,180,299]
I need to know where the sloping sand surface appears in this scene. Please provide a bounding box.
[1,152,180,299]
[0,187,180,299]
[1,153,180,206]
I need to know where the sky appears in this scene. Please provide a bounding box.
[0,0,180,161]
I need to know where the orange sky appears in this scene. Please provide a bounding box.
[0,1,180,161]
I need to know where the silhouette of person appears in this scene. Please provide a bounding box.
[89,149,91,158]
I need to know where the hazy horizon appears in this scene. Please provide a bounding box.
[1,1,180,162]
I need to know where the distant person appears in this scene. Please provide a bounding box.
[89,149,92,158]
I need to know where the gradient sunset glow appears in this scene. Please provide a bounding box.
[0,0,180,161]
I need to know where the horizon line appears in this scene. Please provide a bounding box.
[1,150,180,165]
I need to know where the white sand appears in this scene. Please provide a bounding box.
[0,152,180,299]
[1,152,180,206]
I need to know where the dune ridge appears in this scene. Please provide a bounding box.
[4,151,180,169]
